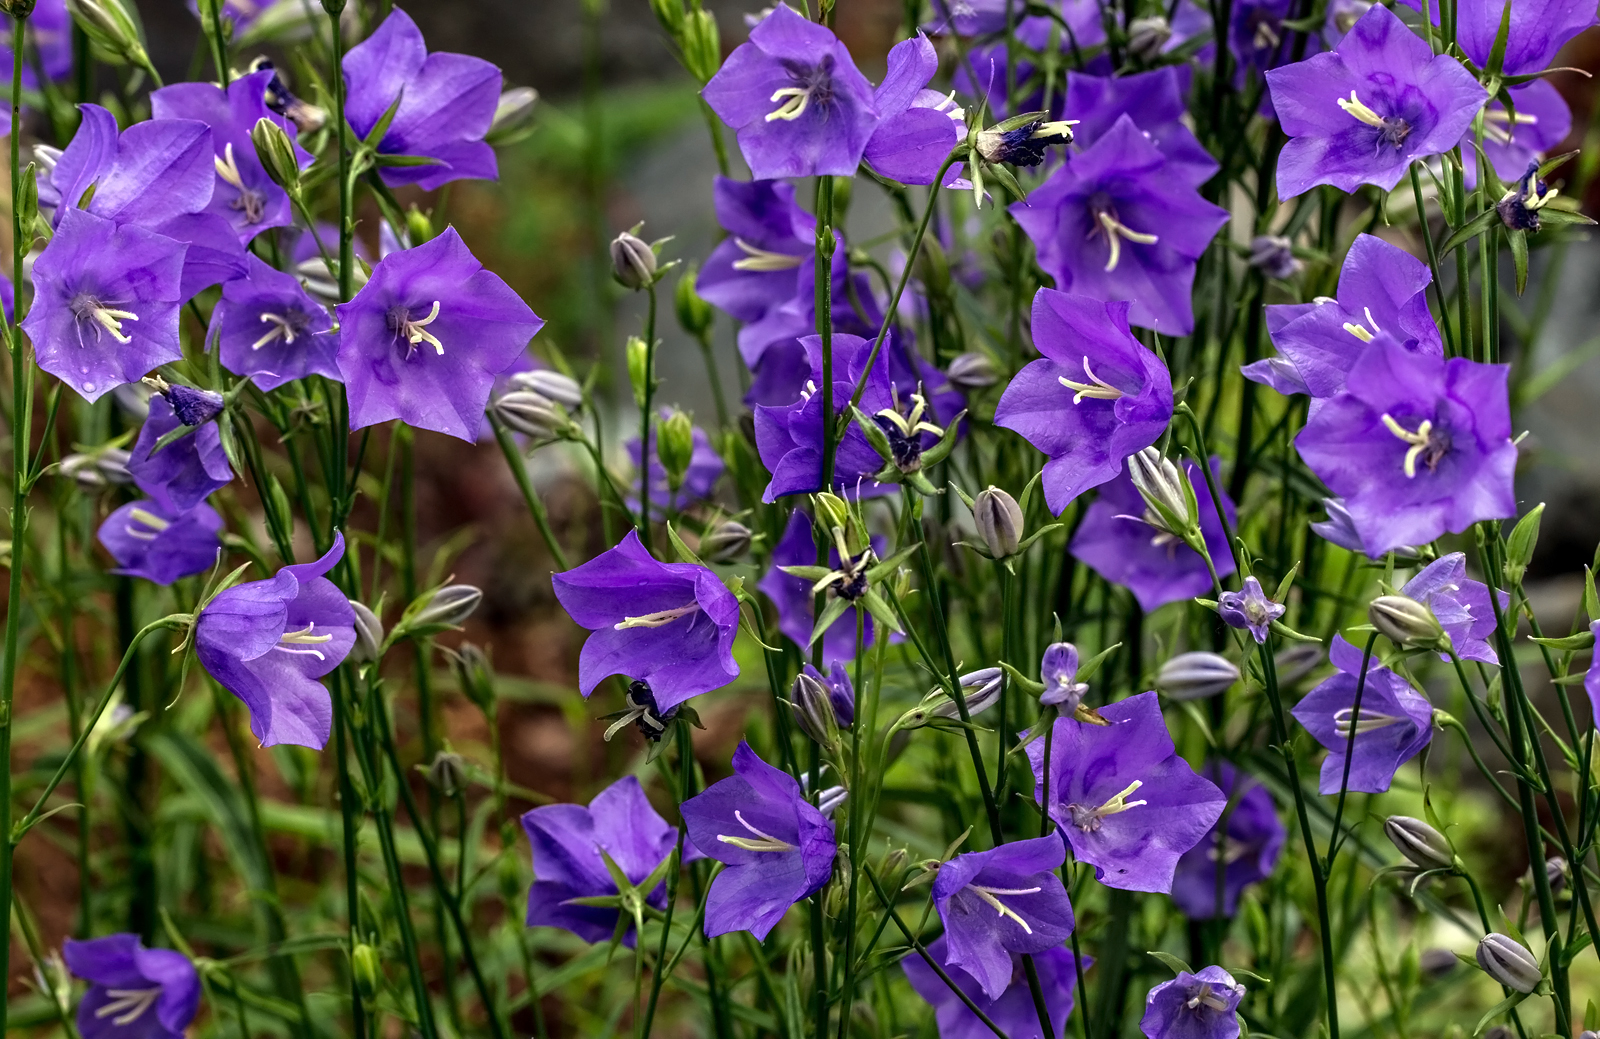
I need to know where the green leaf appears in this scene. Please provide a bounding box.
[809,594,853,646]
[1146,950,1193,976]
[1509,227,1529,295]
[998,661,1046,696]
[865,543,919,583]
[372,153,445,168]
[1473,990,1529,1036]
[1272,562,1299,605]
[1529,630,1594,652]
[1228,967,1273,986]
[1484,0,1514,77]
[1439,207,1502,256]
[362,89,406,150]
[150,421,200,456]
[665,521,705,566]
[1076,642,1123,684]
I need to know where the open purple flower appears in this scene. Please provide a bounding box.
[1217,576,1284,644]
[697,177,816,324]
[342,8,501,190]
[1399,0,1596,77]
[1170,764,1285,919]
[1012,115,1229,336]
[626,417,725,520]
[1401,552,1506,665]
[1291,634,1433,794]
[758,510,882,666]
[1587,621,1600,730]
[933,835,1076,1000]
[25,208,187,402]
[551,530,740,710]
[1268,5,1487,198]
[682,741,836,940]
[98,499,221,586]
[1027,691,1226,892]
[335,227,544,441]
[1294,341,1516,555]
[1,0,71,90]
[1230,0,1322,80]
[1069,459,1238,613]
[903,937,1088,1039]
[1065,69,1218,186]
[195,533,355,749]
[1140,967,1246,1039]
[521,775,680,946]
[64,933,200,1039]
[996,290,1173,515]
[702,4,880,180]
[864,34,965,186]
[127,393,233,513]
[211,254,337,390]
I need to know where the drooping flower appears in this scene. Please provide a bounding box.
[341,8,501,189]
[1294,341,1516,555]
[1169,764,1285,919]
[1400,552,1506,665]
[863,34,966,186]
[1069,459,1238,613]
[1140,967,1246,1039]
[210,254,337,390]
[1064,69,1219,186]
[1217,576,1285,644]
[335,227,544,441]
[1398,0,1597,77]
[696,177,817,324]
[1027,691,1227,892]
[195,533,355,749]
[933,835,1076,1000]
[1011,115,1229,335]
[995,290,1173,515]
[1291,634,1433,794]
[1267,5,1488,198]
[758,510,885,666]
[127,392,233,513]
[702,3,880,180]
[626,416,725,520]
[64,933,200,1039]
[24,208,187,402]
[521,776,680,946]
[97,499,222,586]
[903,936,1088,1039]
[550,530,741,710]
[681,741,837,940]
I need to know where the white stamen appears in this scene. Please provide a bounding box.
[717,809,797,852]
[96,987,162,1027]
[1337,90,1387,129]
[1333,706,1404,737]
[1058,355,1125,403]
[1379,413,1435,479]
[967,884,1043,934]
[124,507,170,542]
[405,300,444,355]
[90,306,139,344]
[1094,211,1159,273]
[766,86,811,122]
[214,143,246,189]
[614,602,700,630]
[253,312,300,350]
[275,621,334,660]
[732,238,804,272]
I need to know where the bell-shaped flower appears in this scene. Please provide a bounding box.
[1228,0,1322,80]
[1139,966,1246,1039]
[126,385,232,513]
[64,933,200,1039]
[1468,81,1571,188]
[1291,635,1433,794]
[863,33,966,186]
[696,176,817,323]
[0,0,72,90]
[903,936,1088,1039]
[1401,551,1507,665]
[98,499,223,586]
[1169,764,1285,919]
[1397,0,1596,77]
[1217,576,1285,644]
[1064,69,1218,186]
[210,254,337,390]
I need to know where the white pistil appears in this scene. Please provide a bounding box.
[89,305,139,344]
[124,507,170,542]
[1379,413,1434,478]
[732,238,804,272]
[214,142,246,190]
[967,884,1043,934]
[1337,90,1387,130]
[766,86,811,123]
[1094,211,1159,273]
[276,621,334,660]
[1342,306,1383,342]
[1187,989,1234,1012]
[1333,706,1404,738]
[252,312,300,350]
[800,378,819,402]
[716,809,796,852]
[1058,356,1125,403]
[1253,19,1281,49]
[613,602,700,630]
[404,301,444,355]
[96,987,162,1027]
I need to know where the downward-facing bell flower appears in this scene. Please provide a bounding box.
[210,254,337,390]
[1140,966,1246,1039]
[696,176,816,324]
[1170,764,1285,919]
[195,533,356,749]
[1040,642,1090,710]
[64,933,200,1039]
[902,935,1088,1039]
[98,500,223,586]
[1291,634,1433,794]
[127,388,233,513]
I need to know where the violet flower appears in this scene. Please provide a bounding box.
[1140,967,1246,1039]
[1399,0,1596,77]
[903,937,1087,1039]
[127,393,233,513]
[335,227,545,441]
[1064,69,1219,186]
[681,741,837,940]
[98,499,222,586]
[1291,634,1433,794]
[1069,459,1238,613]
[1267,5,1488,198]
[758,510,883,666]
[1169,764,1285,919]
[550,530,741,711]
[1217,576,1284,644]
[1230,0,1321,79]
[1401,552,1506,665]
[996,290,1173,515]
[1469,82,1571,187]
[864,34,966,186]
[521,775,680,945]
[195,533,355,749]
[933,835,1076,1000]
[25,208,187,402]
[1040,642,1089,709]
[1027,691,1227,892]
[1294,341,1516,556]
[210,254,337,390]
[696,177,816,324]
[626,416,725,520]
[1586,622,1600,730]
[341,8,501,190]
[64,933,200,1039]
[1012,115,1229,336]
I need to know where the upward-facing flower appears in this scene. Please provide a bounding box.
[64,933,200,1039]
[342,8,501,189]
[127,391,233,513]
[1011,115,1229,336]
[1217,577,1285,644]
[1400,552,1506,665]
[696,177,817,324]
[1399,0,1596,76]
[1140,967,1246,1039]
[702,3,880,180]
[681,741,837,940]
[550,530,741,711]
[210,254,337,390]
[1027,691,1227,892]
[1169,764,1285,919]
[521,776,680,946]
[863,33,966,186]
[1064,69,1218,186]
[903,936,1088,1039]
[1291,634,1433,794]
[335,228,544,441]
[1267,5,1487,198]
[1294,341,1516,555]
[195,533,356,749]
[996,290,1173,515]
[98,499,222,586]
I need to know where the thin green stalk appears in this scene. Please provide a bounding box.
[1409,164,1456,355]
[1324,631,1379,869]
[815,177,837,491]
[638,284,659,550]
[332,669,370,1039]
[638,722,691,1039]
[489,411,570,569]
[834,613,866,1039]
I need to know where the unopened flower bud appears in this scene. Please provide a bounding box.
[509,369,583,410]
[251,117,301,197]
[144,376,225,426]
[1545,855,1568,894]
[657,410,695,490]
[1475,933,1542,994]
[1273,642,1324,684]
[648,0,685,34]
[351,943,382,1000]
[947,351,998,390]
[879,847,909,879]
[627,336,651,407]
[1248,234,1302,280]
[974,119,1075,168]
[700,519,752,563]
[1368,594,1445,648]
[427,750,467,797]
[610,231,657,290]
[675,264,715,338]
[405,205,435,247]
[67,0,151,70]
[0,0,37,16]
[448,643,497,712]
[680,8,721,82]
[1419,947,1458,979]
[1383,815,1453,870]
[790,669,841,749]
[1126,15,1173,60]
[61,448,133,487]
[493,390,568,439]
[349,600,384,664]
[1127,447,1195,538]
[1157,651,1239,700]
[400,584,483,638]
[486,86,539,145]
[937,668,1003,719]
[972,486,1024,559]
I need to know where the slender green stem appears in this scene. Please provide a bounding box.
[639,284,658,550]
[332,668,370,1039]
[489,411,571,570]
[816,177,837,491]
[1324,631,1378,870]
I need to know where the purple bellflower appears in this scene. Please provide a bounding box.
[195,533,355,749]
[626,416,725,520]
[1064,69,1219,186]
[1291,634,1433,794]
[521,776,680,946]
[1470,81,1572,187]
[1399,0,1597,77]
[64,933,200,1039]
[903,936,1087,1039]
[697,177,816,324]
[342,8,501,190]
[1140,967,1247,1039]
[1040,642,1090,709]
[1027,691,1227,892]
[864,34,966,186]
[1401,552,1507,665]
[1217,576,1285,644]
[210,254,338,390]
[995,290,1173,515]
[98,499,223,586]
[1069,459,1238,613]
[1230,0,1322,80]
[25,208,187,402]
[702,4,880,180]
[1294,341,1516,555]
[1012,115,1229,336]
[803,660,855,725]
[758,510,885,666]
[933,835,1076,1000]
[550,530,741,710]
[127,392,233,513]
[1169,764,1286,919]
[681,741,837,940]
[335,227,544,441]
[1267,5,1488,198]
[1587,621,1600,730]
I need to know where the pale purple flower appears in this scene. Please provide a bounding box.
[1064,68,1218,186]
[1291,634,1433,794]
[211,254,338,390]
[1040,642,1089,709]
[697,176,816,324]
[1217,576,1284,644]
[864,34,965,186]
[64,933,200,1039]
[1169,764,1285,919]
[1401,552,1506,665]
[98,499,222,586]
[1140,967,1246,1039]
[903,937,1087,1039]
[1398,0,1597,77]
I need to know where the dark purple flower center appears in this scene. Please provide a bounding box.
[1498,161,1555,232]
[387,301,445,360]
[1337,91,1412,151]
[769,56,837,122]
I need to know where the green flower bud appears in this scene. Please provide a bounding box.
[486,87,539,146]
[657,410,695,491]
[1126,15,1172,60]
[1368,594,1445,648]
[67,0,151,70]
[790,670,840,750]
[405,205,435,246]
[700,519,752,563]
[675,264,715,338]
[427,750,467,797]
[351,943,382,1000]
[648,0,684,36]
[250,117,301,198]
[348,600,384,664]
[1502,503,1543,587]
[627,336,650,408]
[1127,447,1196,540]
[448,642,497,713]
[680,8,721,82]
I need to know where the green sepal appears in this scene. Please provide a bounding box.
[1014,522,1064,555]
[1537,150,1582,179]
[666,521,706,566]
[989,109,1050,132]
[1531,207,1598,229]
[858,589,905,635]
[919,410,967,468]
[1529,630,1593,651]
[150,420,201,456]
[998,661,1046,696]
[1439,207,1501,256]
[949,481,976,509]
[1508,228,1529,295]
[372,154,444,168]
[809,594,853,646]
[362,90,406,152]
[1017,468,1047,517]
[1484,0,1513,78]
[1146,951,1193,977]
[1473,991,1529,1036]
[865,544,919,584]
[1076,642,1122,684]
[1227,967,1272,986]
[1268,619,1321,643]
[1585,565,1599,624]
[983,162,1026,201]
[1273,562,1300,604]
[851,405,896,464]
[778,564,835,582]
